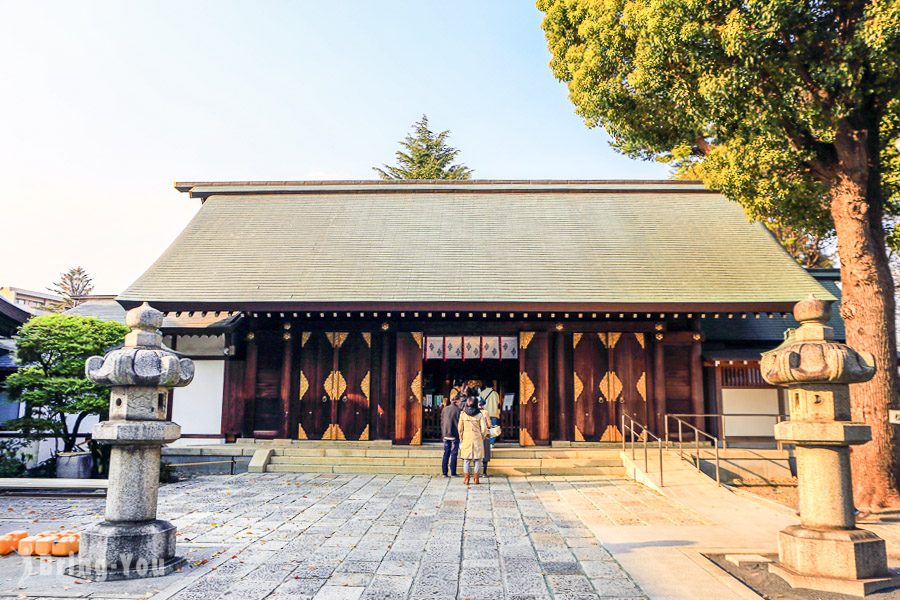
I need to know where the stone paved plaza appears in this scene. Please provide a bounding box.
[0,473,708,599]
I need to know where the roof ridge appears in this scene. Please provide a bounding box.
[174,180,713,200]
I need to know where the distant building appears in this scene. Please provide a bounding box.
[0,296,30,423]
[0,286,62,314]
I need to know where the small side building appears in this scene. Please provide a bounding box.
[700,269,843,444]
[65,296,241,444]
[0,296,30,423]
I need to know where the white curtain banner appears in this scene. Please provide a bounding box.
[501,336,518,359]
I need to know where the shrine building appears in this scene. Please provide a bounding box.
[115,180,835,446]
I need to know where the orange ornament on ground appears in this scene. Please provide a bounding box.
[17,536,37,556]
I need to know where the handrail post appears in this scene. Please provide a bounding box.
[678,420,683,459]
[621,414,626,453]
[643,425,648,472]
[658,438,664,487]
[721,414,728,449]
[715,443,720,486]
[664,416,669,448]
[695,431,700,471]
[631,418,635,461]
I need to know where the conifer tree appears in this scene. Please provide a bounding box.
[375,115,473,180]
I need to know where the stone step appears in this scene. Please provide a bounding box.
[269,456,622,473]
[264,462,625,476]
[238,439,392,448]
[273,447,621,459]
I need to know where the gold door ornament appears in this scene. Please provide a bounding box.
[360,372,371,400]
[326,332,349,349]
[299,371,310,402]
[599,371,623,404]
[520,427,535,446]
[520,371,536,405]
[410,372,423,403]
[325,370,347,402]
[574,426,586,443]
[520,331,536,350]
[411,332,424,348]
[573,372,584,402]
[636,372,647,401]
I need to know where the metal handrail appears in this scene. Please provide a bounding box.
[621,415,664,487]
[168,456,250,475]
[665,415,722,486]
[665,412,789,450]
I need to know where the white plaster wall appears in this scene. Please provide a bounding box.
[171,360,225,436]
[722,388,780,437]
[175,335,226,357]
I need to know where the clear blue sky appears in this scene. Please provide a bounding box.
[0,1,669,294]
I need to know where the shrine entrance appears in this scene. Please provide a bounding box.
[420,335,520,443]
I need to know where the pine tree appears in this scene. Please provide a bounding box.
[49,266,94,311]
[374,115,473,180]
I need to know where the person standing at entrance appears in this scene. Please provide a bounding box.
[481,379,501,445]
[478,398,492,477]
[441,396,462,477]
[458,395,487,485]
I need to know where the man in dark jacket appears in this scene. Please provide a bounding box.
[441,396,462,477]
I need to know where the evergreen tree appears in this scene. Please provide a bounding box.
[375,115,473,180]
[48,266,94,311]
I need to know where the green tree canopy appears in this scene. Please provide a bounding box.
[4,315,128,453]
[538,0,900,508]
[375,115,473,180]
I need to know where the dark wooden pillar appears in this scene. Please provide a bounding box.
[552,331,572,442]
[377,331,395,440]
[243,332,258,437]
[222,356,246,439]
[653,336,666,436]
[279,328,294,439]
[689,335,704,432]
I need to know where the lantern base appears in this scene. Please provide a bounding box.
[65,519,183,581]
[771,525,898,596]
[769,562,900,597]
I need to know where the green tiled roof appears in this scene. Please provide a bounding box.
[119,181,834,310]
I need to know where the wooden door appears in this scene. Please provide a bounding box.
[613,332,650,430]
[573,333,611,442]
[394,332,423,445]
[297,331,332,440]
[334,331,372,441]
[519,331,550,446]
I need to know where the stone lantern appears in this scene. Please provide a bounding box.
[761,296,898,596]
[67,303,194,581]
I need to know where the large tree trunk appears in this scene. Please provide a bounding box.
[829,122,900,510]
